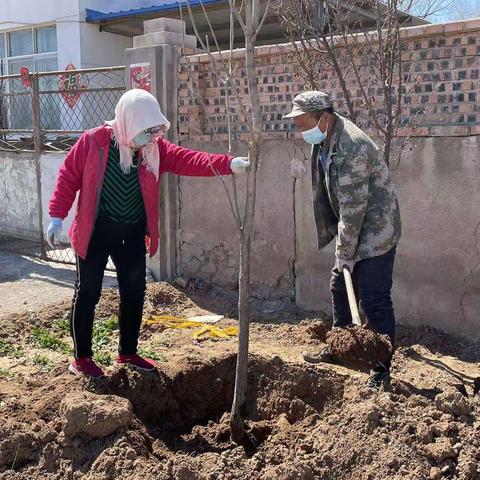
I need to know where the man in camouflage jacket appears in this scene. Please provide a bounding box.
[284,91,401,389]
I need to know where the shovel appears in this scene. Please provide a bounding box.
[342,267,362,326]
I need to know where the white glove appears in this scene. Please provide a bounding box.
[47,217,63,248]
[230,157,250,174]
[335,257,356,273]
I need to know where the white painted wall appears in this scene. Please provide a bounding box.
[0,153,39,239]
[0,0,79,30]
[78,0,160,67]
[40,153,77,241]
[0,152,76,241]
[79,23,132,68]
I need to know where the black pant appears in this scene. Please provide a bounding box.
[70,217,146,359]
[331,247,396,346]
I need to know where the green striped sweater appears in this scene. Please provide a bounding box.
[98,140,146,224]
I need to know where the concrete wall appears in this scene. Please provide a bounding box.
[176,17,480,337]
[0,152,76,242]
[178,140,296,299]
[0,153,38,238]
[177,136,480,337]
[391,136,480,337]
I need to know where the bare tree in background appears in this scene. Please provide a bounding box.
[179,0,270,443]
[406,0,457,19]
[277,0,447,168]
[447,0,480,20]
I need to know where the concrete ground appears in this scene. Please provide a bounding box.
[0,250,117,315]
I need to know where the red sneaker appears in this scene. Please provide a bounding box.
[68,357,105,378]
[115,353,157,371]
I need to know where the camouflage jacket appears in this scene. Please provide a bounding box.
[311,114,401,261]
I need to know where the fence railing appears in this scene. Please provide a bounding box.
[0,66,125,266]
[0,66,125,153]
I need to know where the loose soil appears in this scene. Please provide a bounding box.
[327,326,393,367]
[0,283,479,480]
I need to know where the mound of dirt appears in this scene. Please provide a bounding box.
[144,283,193,316]
[327,326,393,367]
[2,281,480,480]
[298,319,331,342]
[1,350,480,480]
[61,391,133,438]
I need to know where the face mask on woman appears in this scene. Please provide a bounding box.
[132,125,165,147]
[132,131,152,147]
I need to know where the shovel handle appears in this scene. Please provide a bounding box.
[343,268,362,326]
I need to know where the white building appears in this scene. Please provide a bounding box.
[0,0,161,75]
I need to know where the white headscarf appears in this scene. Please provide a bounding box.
[105,89,170,180]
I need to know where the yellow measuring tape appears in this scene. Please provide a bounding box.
[144,315,239,341]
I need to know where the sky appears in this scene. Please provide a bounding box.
[423,0,480,22]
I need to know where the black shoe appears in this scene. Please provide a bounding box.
[366,364,391,390]
[302,346,341,365]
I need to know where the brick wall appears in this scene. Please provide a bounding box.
[178,18,480,142]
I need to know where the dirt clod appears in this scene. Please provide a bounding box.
[326,326,393,367]
[61,392,133,438]
[425,438,457,463]
[435,389,472,417]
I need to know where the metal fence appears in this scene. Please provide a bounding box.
[0,66,125,266]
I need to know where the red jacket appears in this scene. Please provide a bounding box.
[49,125,232,259]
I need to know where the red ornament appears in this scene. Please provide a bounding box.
[58,63,87,109]
[20,67,31,87]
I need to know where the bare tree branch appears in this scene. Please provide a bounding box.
[255,0,272,38]
[227,0,247,34]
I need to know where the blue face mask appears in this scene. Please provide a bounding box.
[132,131,151,147]
[301,123,327,145]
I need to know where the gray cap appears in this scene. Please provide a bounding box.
[283,91,332,119]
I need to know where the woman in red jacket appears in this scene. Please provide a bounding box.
[47,88,249,378]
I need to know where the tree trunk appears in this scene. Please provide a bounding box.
[230,230,251,442]
[230,0,261,443]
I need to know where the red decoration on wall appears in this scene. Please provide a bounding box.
[129,63,151,92]
[58,63,87,109]
[20,67,31,87]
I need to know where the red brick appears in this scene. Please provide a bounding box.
[466,45,477,56]
[444,21,465,34]
[425,24,444,35]
[413,127,429,136]
[464,19,480,30]
[459,104,474,113]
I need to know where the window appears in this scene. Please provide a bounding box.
[35,57,58,73]
[3,26,59,130]
[9,30,33,57]
[3,26,57,75]
[0,33,5,59]
[8,58,34,74]
[0,33,5,75]
[36,27,57,54]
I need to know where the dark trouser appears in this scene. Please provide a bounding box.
[331,247,396,367]
[70,217,146,359]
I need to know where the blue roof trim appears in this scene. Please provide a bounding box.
[86,1,223,23]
